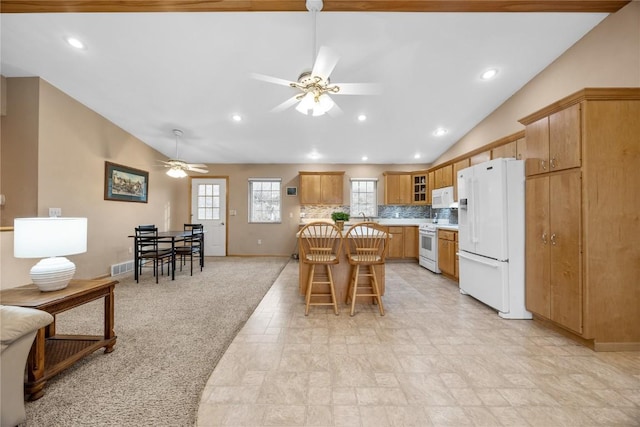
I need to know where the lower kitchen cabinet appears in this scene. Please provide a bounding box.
[386,226,418,260]
[437,229,457,279]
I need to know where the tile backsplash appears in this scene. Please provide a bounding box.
[300,205,458,224]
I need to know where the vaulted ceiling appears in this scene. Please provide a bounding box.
[0,1,627,164]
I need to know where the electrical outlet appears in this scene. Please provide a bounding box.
[49,207,62,217]
[257,239,262,245]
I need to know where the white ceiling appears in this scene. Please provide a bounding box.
[1,11,607,165]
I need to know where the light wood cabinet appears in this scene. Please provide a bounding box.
[524,103,581,176]
[434,164,453,189]
[519,88,640,350]
[491,141,516,159]
[386,226,418,259]
[383,172,412,205]
[469,150,491,165]
[299,171,344,205]
[452,158,470,201]
[427,171,435,204]
[437,229,457,279]
[411,172,428,205]
[525,171,582,334]
[387,226,404,258]
[404,226,418,259]
[492,137,527,161]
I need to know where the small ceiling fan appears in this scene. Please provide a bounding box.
[251,0,380,116]
[160,129,208,178]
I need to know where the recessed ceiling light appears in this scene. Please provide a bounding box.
[481,68,498,80]
[433,127,448,137]
[361,156,368,161]
[357,114,367,122]
[414,153,421,159]
[308,151,321,160]
[66,37,85,50]
[232,114,242,122]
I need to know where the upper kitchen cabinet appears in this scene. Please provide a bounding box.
[383,172,412,205]
[427,171,435,204]
[522,103,581,176]
[299,171,344,205]
[433,164,453,189]
[411,172,428,205]
[469,150,491,166]
[491,141,516,159]
[519,88,640,351]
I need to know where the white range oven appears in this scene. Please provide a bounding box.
[419,223,440,273]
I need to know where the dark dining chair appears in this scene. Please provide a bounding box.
[135,225,173,283]
[175,224,204,276]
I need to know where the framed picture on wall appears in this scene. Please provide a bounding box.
[104,161,149,203]
[286,187,297,196]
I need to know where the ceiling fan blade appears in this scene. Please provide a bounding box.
[271,95,300,113]
[186,163,207,168]
[312,46,339,80]
[334,83,382,95]
[250,72,295,87]
[188,167,209,173]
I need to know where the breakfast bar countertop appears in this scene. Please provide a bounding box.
[299,218,432,227]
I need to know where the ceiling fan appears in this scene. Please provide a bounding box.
[160,129,209,178]
[251,0,380,117]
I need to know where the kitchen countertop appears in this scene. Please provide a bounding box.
[299,218,432,227]
[435,224,459,230]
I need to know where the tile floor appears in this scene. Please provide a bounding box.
[197,261,640,426]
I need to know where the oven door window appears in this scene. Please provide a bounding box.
[421,234,434,252]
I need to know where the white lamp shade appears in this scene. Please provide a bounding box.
[14,217,87,258]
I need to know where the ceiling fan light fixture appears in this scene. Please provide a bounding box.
[166,167,187,178]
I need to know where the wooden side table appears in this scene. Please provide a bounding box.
[0,279,118,400]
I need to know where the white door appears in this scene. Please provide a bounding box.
[191,178,226,256]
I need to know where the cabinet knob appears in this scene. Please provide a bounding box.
[550,233,557,245]
[542,233,547,244]
[550,157,557,169]
[541,160,547,171]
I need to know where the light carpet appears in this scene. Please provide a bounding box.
[23,256,289,427]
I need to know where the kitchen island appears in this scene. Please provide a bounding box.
[297,219,429,303]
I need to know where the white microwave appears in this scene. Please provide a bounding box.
[431,186,454,208]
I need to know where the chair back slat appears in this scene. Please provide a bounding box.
[344,222,389,265]
[298,222,343,265]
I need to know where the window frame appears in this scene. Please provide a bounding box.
[350,178,378,218]
[248,178,282,224]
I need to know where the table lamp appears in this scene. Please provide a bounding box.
[14,217,88,292]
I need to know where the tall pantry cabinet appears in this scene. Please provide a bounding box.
[519,88,640,351]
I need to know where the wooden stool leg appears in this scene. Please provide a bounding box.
[326,264,339,315]
[350,265,360,317]
[370,266,385,316]
[305,265,315,316]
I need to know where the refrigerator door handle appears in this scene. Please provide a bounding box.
[458,251,500,268]
[471,177,480,243]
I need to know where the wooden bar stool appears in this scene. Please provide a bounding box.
[344,222,389,316]
[298,222,343,316]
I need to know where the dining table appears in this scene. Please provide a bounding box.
[129,230,204,281]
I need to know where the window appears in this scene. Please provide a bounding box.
[249,178,282,223]
[350,178,378,218]
[196,183,221,220]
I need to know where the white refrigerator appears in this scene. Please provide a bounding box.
[457,158,531,319]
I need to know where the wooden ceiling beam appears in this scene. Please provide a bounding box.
[0,0,630,14]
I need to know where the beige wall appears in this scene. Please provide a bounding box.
[1,78,187,289]
[434,1,640,164]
